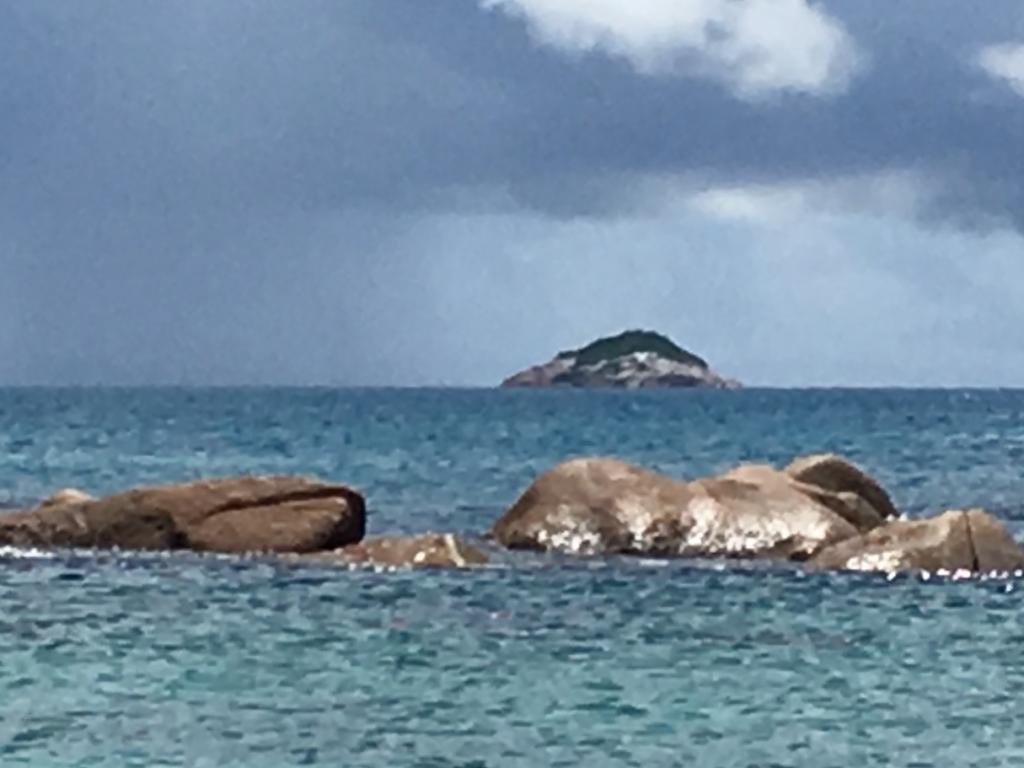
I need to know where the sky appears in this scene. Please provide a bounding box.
[1,0,1024,386]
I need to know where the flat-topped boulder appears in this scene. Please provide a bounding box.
[298,533,489,569]
[809,508,1024,574]
[0,476,365,554]
[502,329,739,389]
[492,454,891,560]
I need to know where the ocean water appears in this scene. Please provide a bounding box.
[2,387,1024,767]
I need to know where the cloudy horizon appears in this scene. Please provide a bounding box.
[2,0,1024,387]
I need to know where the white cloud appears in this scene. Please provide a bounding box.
[481,0,862,98]
[684,171,933,226]
[978,43,1024,97]
[687,184,807,224]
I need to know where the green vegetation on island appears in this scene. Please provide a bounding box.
[504,328,734,388]
[557,330,709,369]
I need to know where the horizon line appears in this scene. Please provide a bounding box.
[1,383,1024,392]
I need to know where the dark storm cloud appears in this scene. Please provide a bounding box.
[1,0,1022,223]
[0,2,500,215]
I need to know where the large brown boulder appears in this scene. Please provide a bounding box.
[492,457,867,560]
[298,533,488,569]
[785,454,899,521]
[0,476,365,554]
[809,509,1024,573]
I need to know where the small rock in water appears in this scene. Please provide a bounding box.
[37,488,95,508]
[296,533,489,570]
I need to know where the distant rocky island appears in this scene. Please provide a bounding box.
[501,330,740,389]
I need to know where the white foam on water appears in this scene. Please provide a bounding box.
[0,546,57,559]
[635,558,670,568]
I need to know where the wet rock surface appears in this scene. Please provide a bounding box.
[810,508,1024,574]
[491,456,880,560]
[493,453,1024,573]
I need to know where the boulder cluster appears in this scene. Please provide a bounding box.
[492,454,1023,574]
[2,453,1022,575]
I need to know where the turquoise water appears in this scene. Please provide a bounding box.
[2,388,1024,766]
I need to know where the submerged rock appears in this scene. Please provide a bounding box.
[502,329,738,389]
[0,476,365,554]
[299,533,488,569]
[809,508,1024,574]
[492,455,889,560]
